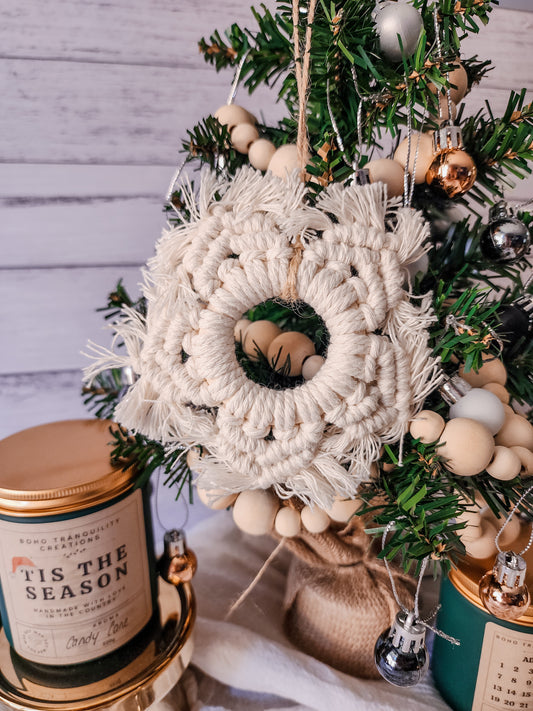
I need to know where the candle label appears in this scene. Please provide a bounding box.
[0,490,152,665]
[472,622,533,710]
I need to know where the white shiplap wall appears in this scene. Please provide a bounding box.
[1,2,533,444]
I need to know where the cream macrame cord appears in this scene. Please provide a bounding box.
[84,166,440,509]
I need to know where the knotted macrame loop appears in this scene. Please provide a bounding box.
[84,167,439,508]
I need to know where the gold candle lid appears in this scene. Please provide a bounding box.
[0,420,135,516]
[449,527,533,627]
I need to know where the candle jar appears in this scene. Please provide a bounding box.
[0,419,157,666]
[433,535,533,711]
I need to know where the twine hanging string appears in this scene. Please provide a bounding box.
[381,522,460,645]
[495,483,533,556]
[281,0,318,302]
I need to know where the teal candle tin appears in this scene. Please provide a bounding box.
[433,544,533,711]
[0,420,157,667]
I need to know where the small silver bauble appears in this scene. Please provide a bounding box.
[374,610,429,686]
[374,2,424,62]
[480,201,531,264]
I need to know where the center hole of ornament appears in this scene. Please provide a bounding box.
[234,300,329,390]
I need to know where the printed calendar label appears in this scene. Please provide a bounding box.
[472,622,533,710]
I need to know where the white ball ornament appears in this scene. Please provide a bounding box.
[214,104,255,132]
[409,410,445,444]
[485,445,522,481]
[231,123,260,154]
[242,320,282,361]
[232,489,279,536]
[365,159,405,198]
[196,487,238,510]
[375,1,424,62]
[248,138,277,171]
[301,505,331,534]
[394,132,435,184]
[302,355,325,380]
[448,387,505,436]
[438,418,495,477]
[274,507,301,538]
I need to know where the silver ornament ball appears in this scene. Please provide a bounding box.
[375,2,424,62]
[374,611,429,686]
[480,201,531,264]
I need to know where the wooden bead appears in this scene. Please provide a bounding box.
[429,62,469,104]
[510,446,533,477]
[231,123,260,154]
[274,507,301,537]
[434,96,457,124]
[456,509,483,542]
[268,144,307,179]
[301,505,330,533]
[365,158,405,198]
[438,418,495,477]
[486,445,522,481]
[242,320,282,361]
[249,138,277,171]
[483,509,522,548]
[267,331,316,377]
[232,489,279,536]
[214,104,255,131]
[495,414,533,450]
[196,487,238,510]
[409,409,446,444]
[394,132,435,184]
[234,318,251,342]
[459,353,507,388]
[186,447,202,470]
[482,382,510,405]
[302,354,325,380]
[325,497,361,523]
[462,519,498,560]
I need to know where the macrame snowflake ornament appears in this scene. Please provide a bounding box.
[85,167,439,508]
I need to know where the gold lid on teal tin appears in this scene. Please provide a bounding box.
[0,420,135,516]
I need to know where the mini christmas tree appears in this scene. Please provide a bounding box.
[84,0,533,682]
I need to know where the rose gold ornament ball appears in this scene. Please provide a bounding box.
[426,148,477,198]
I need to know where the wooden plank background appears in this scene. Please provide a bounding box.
[1,0,532,446]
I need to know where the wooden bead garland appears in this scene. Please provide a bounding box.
[408,361,533,483]
[226,488,364,538]
[215,103,312,179]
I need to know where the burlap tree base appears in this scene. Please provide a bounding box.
[283,519,416,679]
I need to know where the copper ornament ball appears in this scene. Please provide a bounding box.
[426,148,477,198]
[479,570,531,622]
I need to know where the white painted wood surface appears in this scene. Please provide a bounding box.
[1,3,533,446]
